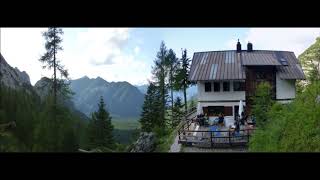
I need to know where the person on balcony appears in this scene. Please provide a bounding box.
[218,113,224,126]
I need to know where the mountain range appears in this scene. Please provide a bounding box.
[1,54,144,120]
[135,84,197,102]
[70,76,145,118]
[1,53,196,121]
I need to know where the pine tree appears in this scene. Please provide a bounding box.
[39,28,69,109]
[166,49,179,123]
[87,96,115,150]
[172,97,184,127]
[174,49,192,113]
[152,41,170,128]
[139,82,162,132]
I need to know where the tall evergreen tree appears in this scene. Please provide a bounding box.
[172,97,184,127]
[152,41,169,127]
[174,49,191,113]
[87,96,115,150]
[166,49,179,122]
[139,82,162,132]
[39,28,69,109]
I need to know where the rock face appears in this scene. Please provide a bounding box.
[34,77,53,100]
[130,132,156,152]
[0,53,31,89]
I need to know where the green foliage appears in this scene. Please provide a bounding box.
[154,126,176,152]
[171,97,184,127]
[173,49,192,112]
[39,27,69,107]
[0,86,84,152]
[138,42,192,152]
[112,118,140,145]
[86,96,115,150]
[152,41,170,126]
[249,82,320,152]
[251,82,274,128]
[139,82,163,132]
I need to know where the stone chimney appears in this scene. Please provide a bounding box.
[247,42,253,52]
[236,39,241,52]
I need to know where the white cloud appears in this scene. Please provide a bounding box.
[0,28,51,85]
[61,28,150,85]
[75,28,130,65]
[226,28,320,56]
[1,28,151,86]
[134,46,140,54]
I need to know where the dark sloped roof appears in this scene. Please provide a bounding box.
[241,51,282,66]
[189,51,245,81]
[276,51,306,79]
[189,50,305,81]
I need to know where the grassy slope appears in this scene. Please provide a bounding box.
[111,117,140,145]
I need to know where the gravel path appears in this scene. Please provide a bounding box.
[169,135,182,152]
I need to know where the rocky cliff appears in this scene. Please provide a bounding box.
[0,53,32,90]
[129,132,156,152]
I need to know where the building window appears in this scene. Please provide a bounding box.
[233,81,245,91]
[205,82,211,92]
[208,106,224,116]
[224,106,233,116]
[234,106,239,119]
[214,82,220,92]
[223,82,230,91]
[207,106,233,116]
[256,71,267,79]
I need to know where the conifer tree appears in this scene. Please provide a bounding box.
[39,28,69,109]
[166,49,179,122]
[174,49,191,113]
[87,96,115,150]
[152,41,170,128]
[139,82,161,132]
[172,97,184,127]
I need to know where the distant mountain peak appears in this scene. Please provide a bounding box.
[70,77,144,118]
[0,53,31,89]
[81,75,90,79]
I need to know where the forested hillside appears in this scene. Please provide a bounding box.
[0,85,87,152]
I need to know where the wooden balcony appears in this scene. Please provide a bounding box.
[177,119,255,148]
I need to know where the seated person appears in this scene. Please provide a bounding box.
[218,113,224,125]
[229,124,236,135]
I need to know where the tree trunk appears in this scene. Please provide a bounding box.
[161,67,165,127]
[53,28,57,122]
[53,28,57,107]
[184,79,187,113]
[170,65,174,126]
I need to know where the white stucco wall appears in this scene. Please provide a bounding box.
[276,74,296,100]
[197,81,245,101]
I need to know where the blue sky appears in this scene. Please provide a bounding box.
[1,28,320,85]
